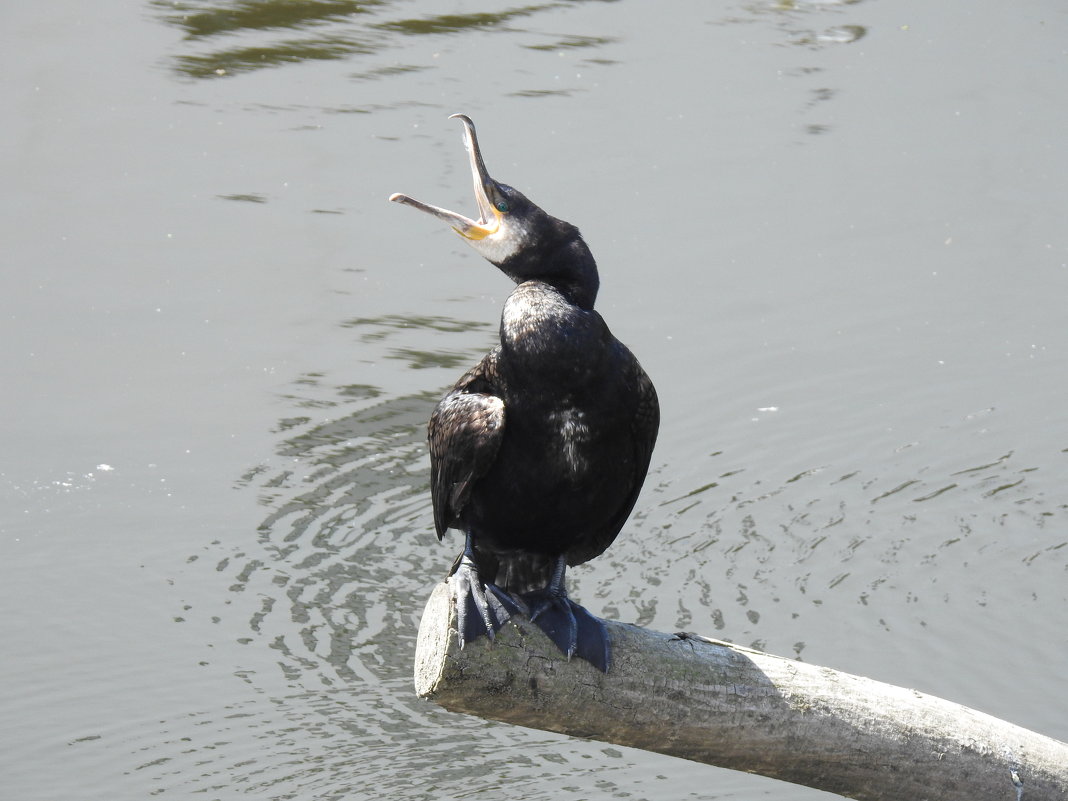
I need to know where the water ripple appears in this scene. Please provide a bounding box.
[583,404,1068,664]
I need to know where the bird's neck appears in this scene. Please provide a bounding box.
[499,232,600,310]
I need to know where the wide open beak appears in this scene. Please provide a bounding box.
[389,114,500,241]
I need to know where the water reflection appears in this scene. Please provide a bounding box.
[153,0,625,79]
[342,313,495,369]
[161,0,382,38]
[373,6,560,36]
[789,24,865,46]
[747,0,868,56]
[773,0,863,8]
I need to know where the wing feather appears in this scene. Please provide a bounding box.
[427,354,506,539]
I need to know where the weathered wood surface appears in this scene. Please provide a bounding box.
[415,581,1068,801]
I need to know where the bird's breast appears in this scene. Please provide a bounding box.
[547,406,591,475]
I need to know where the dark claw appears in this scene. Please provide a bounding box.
[449,557,518,647]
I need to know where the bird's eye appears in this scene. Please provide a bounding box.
[495,201,509,213]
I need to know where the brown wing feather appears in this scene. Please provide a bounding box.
[427,354,506,540]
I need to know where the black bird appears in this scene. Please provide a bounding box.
[390,114,658,671]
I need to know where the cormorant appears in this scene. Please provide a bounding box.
[390,114,658,672]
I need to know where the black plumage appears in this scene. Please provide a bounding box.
[390,115,658,671]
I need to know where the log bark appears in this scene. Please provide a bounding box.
[415,582,1068,801]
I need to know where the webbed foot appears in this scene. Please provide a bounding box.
[520,556,610,672]
[448,555,521,647]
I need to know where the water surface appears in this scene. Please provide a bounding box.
[3,1,1066,799]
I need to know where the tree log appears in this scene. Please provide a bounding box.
[415,582,1068,801]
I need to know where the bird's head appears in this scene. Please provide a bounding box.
[390,114,598,309]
